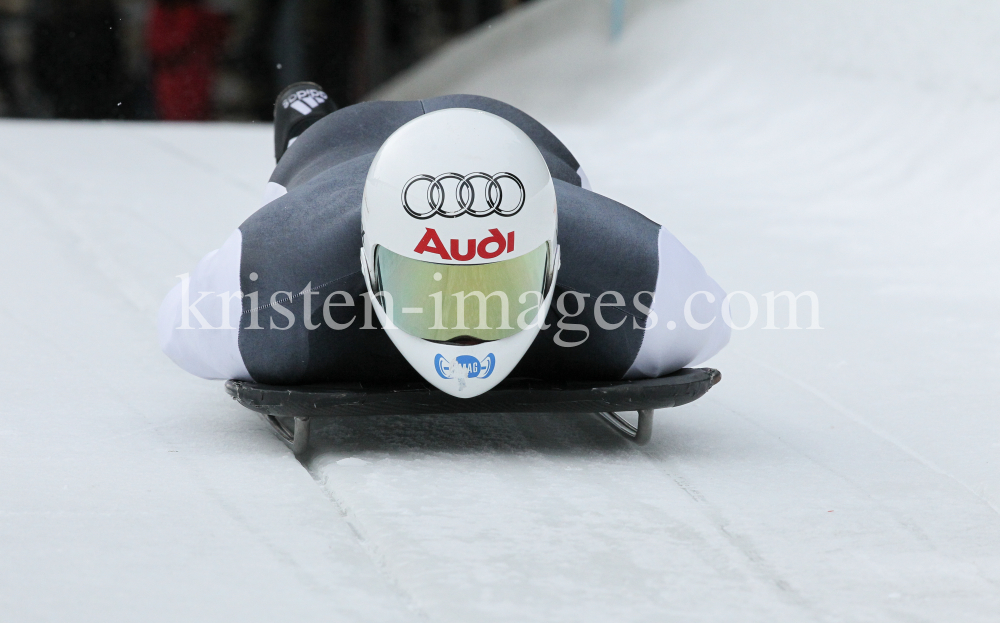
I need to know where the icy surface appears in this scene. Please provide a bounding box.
[4,1,1000,621]
[0,123,411,622]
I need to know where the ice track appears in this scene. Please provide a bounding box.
[4,1,1000,621]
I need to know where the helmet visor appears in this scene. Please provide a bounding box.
[373,242,550,343]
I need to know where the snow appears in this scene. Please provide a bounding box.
[4,1,1000,620]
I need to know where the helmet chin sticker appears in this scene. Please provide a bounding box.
[435,353,496,391]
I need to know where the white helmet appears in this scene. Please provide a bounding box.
[361,108,559,398]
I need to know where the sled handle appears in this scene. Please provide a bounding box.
[262,414,311,456]
[596,409,654,445]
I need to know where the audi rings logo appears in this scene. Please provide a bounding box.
[401,172,525,219]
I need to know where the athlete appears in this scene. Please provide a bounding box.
[158,82,730,398]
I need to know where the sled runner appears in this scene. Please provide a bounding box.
[226,367,721,455]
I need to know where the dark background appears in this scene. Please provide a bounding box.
[0,0,528,120]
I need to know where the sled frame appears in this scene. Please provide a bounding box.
[227,368,721,456]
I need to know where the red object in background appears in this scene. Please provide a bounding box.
[146,1,228,121]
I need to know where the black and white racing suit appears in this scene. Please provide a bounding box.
[158,95,730,384]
